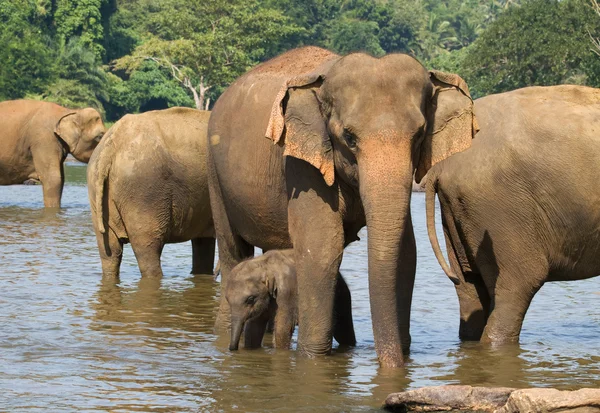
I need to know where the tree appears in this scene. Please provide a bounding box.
[107,61,194,119]
[111,0,303,109]
[36,38,109,113]
[0,1,54,99]
[462,0,600,98]
[329,17,385,57]
[53,0,106,59]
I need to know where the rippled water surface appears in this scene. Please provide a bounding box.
[1,163,599,412]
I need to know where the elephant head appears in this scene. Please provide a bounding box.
[226,252,295,351]
[266,54,477,366]
[55,107,105,163]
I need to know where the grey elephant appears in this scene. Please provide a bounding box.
[207,46,478,367]
[426,85,600,344]
[226,249,356,351]
[88,107,215,278]
[0,100,105,208]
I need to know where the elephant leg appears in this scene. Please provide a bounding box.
[207,151,254,331]
[32,151,64,208]
[272,296,295,349]
[333,272,356,347]
[130,237,165,278]
[244,310,270,349]
[214,233,253,331]
[191,237,216,275]
[480,262,546,345]
[443,233,490,341]
[97,227,123,279]
[455,271,490,341]
[286,157,344,357]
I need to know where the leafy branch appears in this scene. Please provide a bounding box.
[144,56,211,110]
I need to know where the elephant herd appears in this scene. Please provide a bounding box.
[1,46,599,368]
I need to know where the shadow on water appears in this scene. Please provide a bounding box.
[0,164,598,411]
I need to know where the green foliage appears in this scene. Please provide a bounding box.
[107,61,194,119]
[54,0,106,59]
[329,17,385,57]
[462,0,600,97]
[2,0,600,120]
[41,39,109,113]
[0,1,54,99]
[112,0,304,107]
[102,0,141,62]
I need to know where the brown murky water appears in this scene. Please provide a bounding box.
[0,163,599,412]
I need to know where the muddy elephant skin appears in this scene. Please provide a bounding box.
[87,107,215,279]
[226,249,356,351]
[208,46,478,367]
[0,100,105,207]
[426,85,600,344]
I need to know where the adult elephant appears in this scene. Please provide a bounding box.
[426,85,600,344]
[0,100,105,208]
[207,46,478,367]
[88,107,215,278]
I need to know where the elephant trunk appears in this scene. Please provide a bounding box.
[359,144,416,368]
[229,316,245,351]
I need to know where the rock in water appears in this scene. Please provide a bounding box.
[384,385,514,412]
[497,388,600,413]
[385,386,600,412]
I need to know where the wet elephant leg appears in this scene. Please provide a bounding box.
[444,233,490,341]
[333,272,356,347]
[213,232,253,331]
[480,262,546,344]
[32,148,64,208]
[455,271,490,341]
[191,237,216,275]
[97,227,123,279]
[286,157,344,357]
[130,237,165,278]
[208,158,254,331]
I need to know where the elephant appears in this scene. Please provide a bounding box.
[226,249,356,351]
[207,46,478,367]
[426,85,600,345]
[0,100,105,208]
[88,107,215,278]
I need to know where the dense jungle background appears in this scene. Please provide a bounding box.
[2,0,600,122]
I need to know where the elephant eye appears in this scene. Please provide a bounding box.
[343,130,357,149]
[246,295,256,304]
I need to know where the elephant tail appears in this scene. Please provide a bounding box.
[94,127,117,235]
[426,170,460,285]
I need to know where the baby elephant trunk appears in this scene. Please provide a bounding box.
[229,316,245,351]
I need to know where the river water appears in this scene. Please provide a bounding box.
[0,163,598,412]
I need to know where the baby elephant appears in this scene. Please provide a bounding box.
[226,249,356,351]
[88,107,215,278]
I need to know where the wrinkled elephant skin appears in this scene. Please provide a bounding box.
[426,85,600,344]
[87,107,215,279]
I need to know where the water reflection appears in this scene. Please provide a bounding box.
[0,164,598,412]
[92,274,219,342]
[437,342,529,388]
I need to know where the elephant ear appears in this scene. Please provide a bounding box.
[415,70,479,183]
[265,63,337,186]
[263,250,296,301]
[54,112,81,154]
